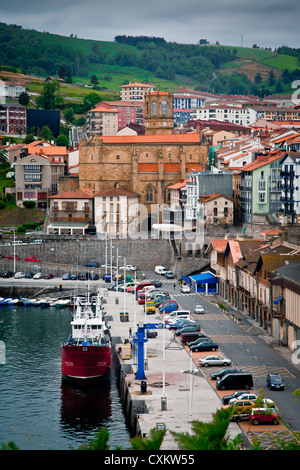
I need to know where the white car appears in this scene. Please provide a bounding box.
[198,356,232,367]
[15,272,26,279]
[180,285,191,293]
[119,265,136,271]
[33,272,44,279]
[229,393,258,405]
[194,304,205,314]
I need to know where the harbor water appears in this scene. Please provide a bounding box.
[0,304,131,450]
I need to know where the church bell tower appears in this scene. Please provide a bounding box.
[144,90,174,135]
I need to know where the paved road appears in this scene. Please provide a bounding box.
[144,272,300,433]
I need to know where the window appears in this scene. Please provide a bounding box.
[146,186,154,202]
[152,102,156,115]
[161,100,167,114]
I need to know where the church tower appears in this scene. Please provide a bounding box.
[144,90,174,135]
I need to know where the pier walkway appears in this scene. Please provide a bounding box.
[101,286,241,450]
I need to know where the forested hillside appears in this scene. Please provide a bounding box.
[1,22,300,96]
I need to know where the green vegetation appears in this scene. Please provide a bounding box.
[1,22,300,98]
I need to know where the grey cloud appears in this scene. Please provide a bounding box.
[1,0,299,48]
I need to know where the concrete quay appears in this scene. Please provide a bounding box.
[101,285,240,450]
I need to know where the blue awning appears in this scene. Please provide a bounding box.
[190,272,218,284]
[274,296,283,305]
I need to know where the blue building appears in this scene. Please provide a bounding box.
[185,271,218,294]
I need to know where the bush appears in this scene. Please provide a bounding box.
[17,225,26,233]
[23,201,36,209]
[0,200,5,210]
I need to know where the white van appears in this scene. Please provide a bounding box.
[155,266,166,275]
[29,239,43,245]
[164,310,191,322]
[12,240,27,246]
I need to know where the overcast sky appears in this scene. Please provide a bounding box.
[1,0,300,49]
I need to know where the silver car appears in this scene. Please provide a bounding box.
[194,304,205,313]
[198,355,232,367]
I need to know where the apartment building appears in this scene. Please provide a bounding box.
[86,105,118,137]
[119,82,155,101]
[14,153,65,208]
[0,80,26,102]
[190,103,257,126]
[94,187,140,237]
[279,152,300,225]
[47,188,94,234]
[0,103,26,134]
[241,151,284,224]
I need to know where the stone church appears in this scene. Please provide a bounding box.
[79,90,207,210]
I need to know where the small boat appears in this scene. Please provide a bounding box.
[56,299,70,309]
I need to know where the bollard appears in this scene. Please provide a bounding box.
[161,396,167,411]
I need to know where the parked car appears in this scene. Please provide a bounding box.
[216,373,253,391]
[198,356,232,367]
[79,272,89,280]
[154,266,166,275]
[24,256,40,262]
[211,368,243,381]
[175,325,200,336]
[120,265,136,271]
[180,285,191,293]
[167,319,198,330]
[151,280,162,288]
[5,254,20,260]
[62,273,71,280]
[194,304,205,314]
[222,391,248,405]
[90,272,99,280]
[190,340,219,352]
[25,272,34,278]
[147,329,158,338]
[223,399,257,413]
[1,270,14,278]
[159,302,178,313]
[69,274,77,280]
[250,408,280,426]
[187,336,212,347]
[101,264,116,270]
[165,271,174,279]
[154,296,170,307]
[266,373,285,390]
[12,240,27,246]
[44,273,54,279]
[33,272,44,279]
[15,272,26,279]
[164,310,190,321]
[29,239,43,245]
[138,293,146,304]
[83,262,99,267]
[145,301,156,314]
[229,393,258,405]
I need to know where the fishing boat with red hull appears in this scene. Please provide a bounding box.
[61,291,111,383]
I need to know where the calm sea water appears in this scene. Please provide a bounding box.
[0,304,131,450]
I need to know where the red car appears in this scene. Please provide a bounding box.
[24,256,40,262]
[250,408,280,425]
[5,255,20,260]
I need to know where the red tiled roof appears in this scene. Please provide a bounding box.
[48,188,94,199]
[95,134,202,144]
[95,188,139,197]
[138,163,158,173]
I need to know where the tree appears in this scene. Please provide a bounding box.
[18,91,30,106]
[90,74,99,85]
[23,133,35,144]
[39,125,54,142]
[36,81,59,110]
[64,107,75,124]
[255,73,262,84]
[83,92,101,111]
[56,133,69,147]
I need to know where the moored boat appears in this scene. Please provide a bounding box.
[61,291,111,383]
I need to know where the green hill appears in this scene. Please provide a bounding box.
[1,22,299,98]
